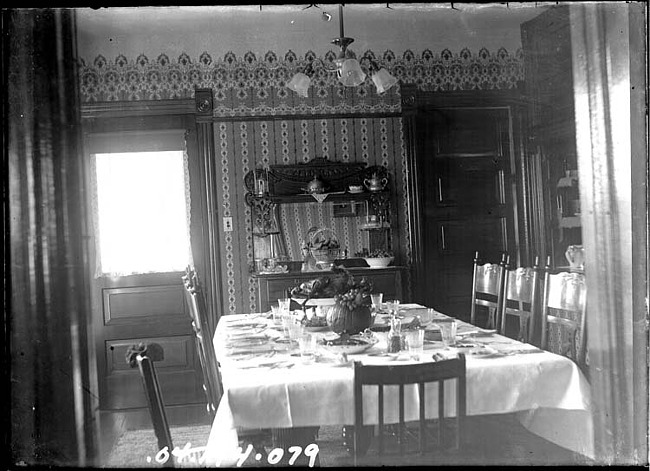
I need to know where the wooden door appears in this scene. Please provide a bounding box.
[408,102,518,321]
[83,122,206,413]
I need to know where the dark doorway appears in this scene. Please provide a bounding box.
[403,88,524,322]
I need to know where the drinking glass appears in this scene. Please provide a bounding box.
[406,329,425,360]
[278,297,291,314]
[438,320,457,347]
[385,299,400,318]
[370,293,384,311]
[270,304,282,325]
[419,308,435,326]
[298,333,317,364]
[287,321,304,348]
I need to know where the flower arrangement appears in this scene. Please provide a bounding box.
[355,248,394,258]
[290,266,372,306]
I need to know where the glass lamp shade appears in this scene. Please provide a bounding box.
[371,68,398,94]
[287,72,311,97]
[337,59,366,87]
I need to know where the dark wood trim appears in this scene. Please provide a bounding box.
[400,84,425,303]
[194,88,224,333]
[81,99,195,119]
[209,111,402,122]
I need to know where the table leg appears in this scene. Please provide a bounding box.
[341,425,373,457]
[271,427,320,466]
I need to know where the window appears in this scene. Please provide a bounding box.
[92,150,191,276]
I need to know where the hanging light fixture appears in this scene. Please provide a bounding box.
[287,4,398,96]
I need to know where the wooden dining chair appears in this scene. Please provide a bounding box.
[182,267,271,459]
[499,256,541,344]
[470,252,507,331]
[352,355,466,466]
[126,342,175,468]
[540,256,588,370]
[182,266,223,415]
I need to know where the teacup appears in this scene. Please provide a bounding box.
[349,185,363,193]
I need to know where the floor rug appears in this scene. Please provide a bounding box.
[105,417,587,468]
[104,424,354,468]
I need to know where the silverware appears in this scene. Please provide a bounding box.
[501,348,545,356]
[229,348,274,357]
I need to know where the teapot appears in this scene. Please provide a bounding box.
[364,173,388,192]
[565,245,584,270]
[303,175,327,194]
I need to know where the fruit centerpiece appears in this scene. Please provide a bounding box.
[290,266,373,338]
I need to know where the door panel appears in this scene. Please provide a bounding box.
[94,273,205,410]
[103,284,185,324]
[417,107,515,321]
[435,219,507,255]
[106,334,199,410]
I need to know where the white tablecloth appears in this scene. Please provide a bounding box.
[203,307,593,466]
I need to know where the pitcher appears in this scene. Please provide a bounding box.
[565,245,585,270]
[364,173,388,192]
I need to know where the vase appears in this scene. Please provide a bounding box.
[326,303,372,335]
[565,245,584,270]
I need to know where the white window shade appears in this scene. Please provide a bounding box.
[91,147,192,277]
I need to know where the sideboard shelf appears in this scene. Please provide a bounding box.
[248,189,389,205]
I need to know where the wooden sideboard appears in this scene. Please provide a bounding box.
[254,267,404,312]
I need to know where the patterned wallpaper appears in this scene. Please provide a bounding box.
[79,47,523,106]
[79,47,525,315]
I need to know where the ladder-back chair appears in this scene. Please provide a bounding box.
[352,355,466,466]
[499,256,541,344]
[182,267,270,458]
[182,267,222,415]
[470,252,507,330]
[540,256,588,369]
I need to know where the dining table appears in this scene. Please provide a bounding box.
[202,304,593,467]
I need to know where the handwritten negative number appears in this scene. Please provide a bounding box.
[236,443,319,467]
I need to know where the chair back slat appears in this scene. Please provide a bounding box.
[475,263,503,295]
[353,355,466,461]
[505,267,535,301]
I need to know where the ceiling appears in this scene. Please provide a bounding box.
[75,3,550,62]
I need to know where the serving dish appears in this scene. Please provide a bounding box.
[318,335,378,355]
[364,256,394,268]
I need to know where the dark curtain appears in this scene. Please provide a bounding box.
[7,8,97,466]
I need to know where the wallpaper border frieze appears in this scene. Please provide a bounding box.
[79,47,524,113]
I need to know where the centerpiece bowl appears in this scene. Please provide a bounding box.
[289,266,374,337]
